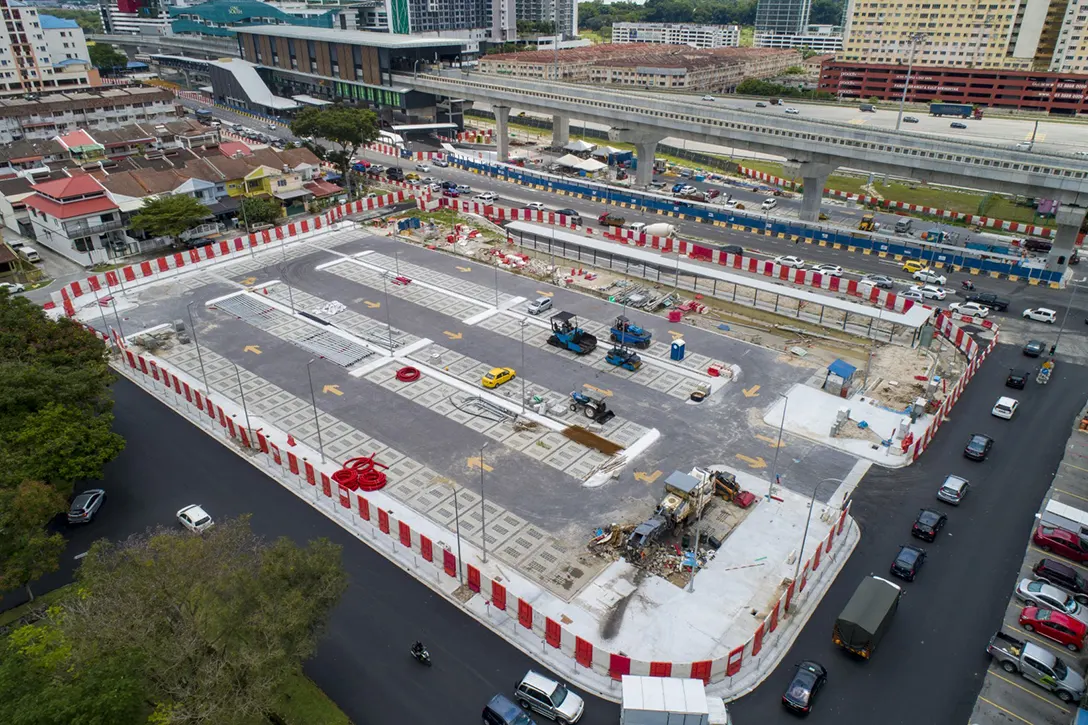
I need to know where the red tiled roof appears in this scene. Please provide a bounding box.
[24,193,118,220]
[57,129,98,149]
[31,175,107,199]
[219,141,252,158]
[304,180,342,198]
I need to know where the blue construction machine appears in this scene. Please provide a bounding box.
[609,315,652,349]
[548,312,598,355]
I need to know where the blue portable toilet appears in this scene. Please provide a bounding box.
[671,338,686,361]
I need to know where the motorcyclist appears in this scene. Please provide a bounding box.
[961,279,975,291]
[411,641,426,657]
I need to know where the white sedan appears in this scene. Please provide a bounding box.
[475,191,498,202]
[774,255,805,269]
[525,202,546,211]
[415,163,431,172]
[177,504,214,533]
[1023,307,1057,323]
[814,264,843,277]
[912,269,947,285]
[785,108,800,115]
[0,281,25,294]
[909,284,947,300]
[992,396,1018,419]
[761,198,778,211]
[948,301,989,318]
[701,95,715,101]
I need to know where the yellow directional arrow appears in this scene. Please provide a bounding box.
[456,265,472,272]
[583,384,613,397]
[364,301,381,309]
[735,454,767,469]
[323,384,343,396]
[244,345,262,355]
[240,276,257,286]
[443,331,463,340]
[755,434,785,448]
[742,385,761,398]
[466,456,494,473]
[536,290,554,297]
[634,470,663,484]
[668,330,684,339]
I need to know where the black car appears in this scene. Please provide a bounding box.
[441,180,457,190]
[67,488,105,524]
[782,660,827,714]
[911,509,947,542]
[1023,339,1046,357]
[891,544,927,581]
[964,433,994,461]
[386,167,405,181]
[903,116,920,123]
[951,122,968,129]
[1006,369,1028,389]
[555,209,583,224]
[1034,559,1088,603]
[964,291,1010,311]
[721,244,745,256]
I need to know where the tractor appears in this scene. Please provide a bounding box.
[548,312,598,355]
[569,390,615,424]
[609,315,652,349]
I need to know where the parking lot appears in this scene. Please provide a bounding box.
[971,402,1088,725]
[104,226,863,605]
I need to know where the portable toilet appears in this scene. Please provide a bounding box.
[671,338,686,361]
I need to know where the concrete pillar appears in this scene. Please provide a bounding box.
[784,160,837,223]
[1047,204,1087,274]
[634,139,657,187]
[494,105,510,163]
[552,115,569,148]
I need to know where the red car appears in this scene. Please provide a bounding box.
[1019,606,1087,651]
[1034,525,1088,564]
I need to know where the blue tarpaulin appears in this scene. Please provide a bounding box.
[828,359,858,380]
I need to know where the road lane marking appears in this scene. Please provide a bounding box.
[977,696,1036,725]
[1059,461,1088,474]
[989,671,1071,712]
[1054,487,1088,502]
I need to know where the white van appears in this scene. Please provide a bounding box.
[16,245,41,263]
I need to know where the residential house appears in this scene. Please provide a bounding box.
[23,176,125,266]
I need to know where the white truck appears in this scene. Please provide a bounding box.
[628,222,677,238]
[620,676,731,725]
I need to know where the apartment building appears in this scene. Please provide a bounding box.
[99,0,173,35]
[0,0,97,98]
[840,0,1088,72]
[515,0,577,39]
[610,22,740,49]
[754,24,843,52]
[755,0,811,35]
[0,87,180,144]
[24,175,125,266]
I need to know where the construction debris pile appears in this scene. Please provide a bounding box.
[597,279,679,312]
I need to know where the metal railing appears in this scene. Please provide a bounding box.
[65,218,125,237]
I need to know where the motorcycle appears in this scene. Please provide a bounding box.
[410,645,432,666]
[960,280,975,291]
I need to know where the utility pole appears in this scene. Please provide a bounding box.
[480,442,488,563]
[769,393,788,498]
[305,358,326,463]
[895,33,927,132]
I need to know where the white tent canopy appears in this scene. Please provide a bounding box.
[574,158,608,172]
[554,153,584,167]
[563,139,596,152]
[591,145,624,158]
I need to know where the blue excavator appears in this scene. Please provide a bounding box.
[548,312,598,355]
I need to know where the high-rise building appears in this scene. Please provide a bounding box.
[840,0,1088,73]
[0,0,96,97]
[755,0,811,35]
[610,22,740,49]
[99,0,174,35]
[515,0,577,39]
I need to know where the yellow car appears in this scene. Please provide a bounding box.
[405,172,420,181]
[482,367,515,389]
[902,260,926,274]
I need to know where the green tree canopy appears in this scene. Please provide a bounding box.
[240,196,282,228]
[87,43,127,71]
[290,105,378,198]
[43,9,103,33]
[38,516,348,724]
[0,481,67,600]
[129,195,211,246]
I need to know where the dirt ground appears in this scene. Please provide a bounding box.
[861,331,971,410]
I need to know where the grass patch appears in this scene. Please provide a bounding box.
[0,584,74,628]
[273,672,352,725]
[739,26,754,47]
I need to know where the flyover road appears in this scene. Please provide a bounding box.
[9,377,624,725]
[728,344,1088,723]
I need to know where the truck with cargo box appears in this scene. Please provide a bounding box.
[620,676,730,725]
[832,575,902,658]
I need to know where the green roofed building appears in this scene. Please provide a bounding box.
[169,0,338,38]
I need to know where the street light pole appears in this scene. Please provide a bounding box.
[794,478,840,585]
[480,442,488,564]
[769,393,788,498]
[186,302,209,393]
[519,318,527,414]
[895,33,926,132]
[305,358,326,463]
[279,264,295,312]
[382,271,393,350]
[451,481,464,584]
[1054,277,1085,354]
[494,264,499,308]
[109,299,125,340]
[233,361,252,442]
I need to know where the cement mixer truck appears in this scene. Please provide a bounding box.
[628,222,677,237]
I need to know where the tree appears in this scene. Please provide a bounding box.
[239,196,281,228]
[41,9,104,34]
[0,481,68,601]
[87,43,127,72]
[0,295,121,492]
[809,0,846,25]
[129,195,211,247]
[56,517,347,724]
[290,105,378,199]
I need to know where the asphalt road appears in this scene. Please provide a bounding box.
[15,376,624,725]
[728,343,1088,723]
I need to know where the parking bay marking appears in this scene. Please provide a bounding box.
[977,696,1036,725]
[988,670,1070,713]
[1028,545,1088,574]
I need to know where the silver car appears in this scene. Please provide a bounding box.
[514,670,584,724]
[1015,579,1088,623]
[937,475,969,505]
[67,489,105,524]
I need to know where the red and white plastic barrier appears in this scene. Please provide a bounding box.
[737,165,1083,244]
[103,336,854,690]
[47,191,409,317]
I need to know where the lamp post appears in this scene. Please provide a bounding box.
[493,264,500,308]
[305,358,326,463]
[519,318,527,414]
[1053,276,1086,354]
[382,270,394,350]
[479,441,489,564]
[794,477,840,585]
[443,477,465,584]
[91,284,110,339]
[279,263,295,312]
[186,301,209,393]
[895,33,927,132]
[769,392,788,498]
[233,361,252,441]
